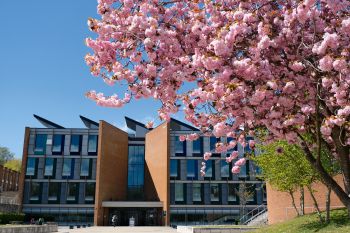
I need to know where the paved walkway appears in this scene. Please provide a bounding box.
[58,226,177,233]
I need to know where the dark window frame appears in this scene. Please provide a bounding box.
[52,135,65,155]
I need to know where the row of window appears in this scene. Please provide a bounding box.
[26,157,93,179]
[34,134,98,155]
[172,183,264,205]
[170,159,256,180]
[174,136,253,156]
[28,182,95,204]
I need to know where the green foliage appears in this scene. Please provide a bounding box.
[0,213,25,224]
[4,159,21,172]
[253,140,318,193]
[0,147,15,165]
[252,208,350,233]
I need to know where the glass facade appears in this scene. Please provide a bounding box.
[210,184,220,203]
[85,183,95,204]
[34,134,47,155]
[175,183,184,202]
[30,182,41,203]
[170,160,178,178]
[26,157,36,176]
[52,135,64,154]
[80,159,90,177]
[175,136,186,156]
[192,137,202,156]
[44,158,55,177]
[220,160,230,178]
[88,135,98,154]
[48,182,60,203]
[70,135,82,154]
[67,183,79,203]
[127,145,145,200]
[62,159,73,177]
[204,160,213,178]
[228,183,239,203]
[187,160,197,179]
[192,183,202,203]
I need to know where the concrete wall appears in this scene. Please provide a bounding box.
[0,225,57,233]
[267,174,345,224]
[94,121,128,226]
[145,122,170,226]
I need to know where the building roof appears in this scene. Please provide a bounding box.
[33,114,65,129]
[79,115,99,129]
[170,118,199,131]
[125,116,150,131]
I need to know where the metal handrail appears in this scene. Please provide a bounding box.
[239,204,267,225]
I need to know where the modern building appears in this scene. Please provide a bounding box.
[19,115,266,226]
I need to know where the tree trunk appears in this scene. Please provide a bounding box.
[289,190,300,216]
[298,138,350,217]
[300,186,305,215]
[307,185,324,223]
[326,185,331,223]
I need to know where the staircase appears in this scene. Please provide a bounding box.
[240,204,268,226]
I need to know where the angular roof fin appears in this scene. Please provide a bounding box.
[125,116,150,131]
[33,114,65,129]
[170,118,199,131]
[79,115,99,129]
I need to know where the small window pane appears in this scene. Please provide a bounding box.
[48,182,60,202]
[34,134,47,154]
[175,183,184,202]
[187,160,197,178]
[228,184,238,202]
[67,183,78,202]
[175,136,185,155]
[30,182,41,201]
[44,158,54,176]
[26,158,36,176]
[88,135,98,153]
[193,183,202,202]
[70,135,81,153]
[62,159,72,176]
[204,160,213,178]
[221,161,229,178]
[210,184,220,202]
[170,160,178,178]
[80,159,90,177]
[192,138,202,154]
[52,135,64,153]
[85,183,95,202]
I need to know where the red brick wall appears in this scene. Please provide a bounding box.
[267,175,345,224]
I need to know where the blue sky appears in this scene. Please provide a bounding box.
[0,1,183,158]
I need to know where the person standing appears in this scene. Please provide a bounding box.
[112,215,117,227]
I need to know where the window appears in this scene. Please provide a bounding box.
[34,134,47,155]
[193,183,202,203]
[204,160,213,178]
[187,160,197,179]
[228,184,239,203]
[85,182,95,203]
[80,159,90,177]
[220,160,230,178]
[210,183,220,202]
[30,182,41,202]
[192,137,203,156]
[170,160,178,178]
[67,183,79,202]
[239,160,249,177]
[70,135,82,154]
[62,159,73,177]
[44,158,55,177]
[48,182,60,203]
[88,135,98,154]
[175,183,184,202]
[175,136,186,156]
[52,135,64,154]
[210,137,221,156]
[227,137,237,152]
[127,145,145,200]
[245,184,256,203]
[26,158,36,176]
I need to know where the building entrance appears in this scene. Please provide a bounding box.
[108,208,162,226]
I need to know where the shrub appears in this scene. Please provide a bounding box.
[0,212,25,224]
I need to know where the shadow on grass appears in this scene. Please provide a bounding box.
[298,209,350,232]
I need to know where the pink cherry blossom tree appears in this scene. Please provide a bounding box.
[85,0,350,214]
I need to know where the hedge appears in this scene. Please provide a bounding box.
[0,213,25,224]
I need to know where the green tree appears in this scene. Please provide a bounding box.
[4,159,21,172]
[0,147,15,165]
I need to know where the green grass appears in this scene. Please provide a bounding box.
[252,208,350,233]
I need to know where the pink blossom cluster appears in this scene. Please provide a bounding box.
[86,0,350,176]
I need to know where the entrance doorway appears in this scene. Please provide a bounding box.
[108,208,162,226]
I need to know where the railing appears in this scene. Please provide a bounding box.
[239,204,267,225]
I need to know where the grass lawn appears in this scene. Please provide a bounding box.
[252,208,350,233]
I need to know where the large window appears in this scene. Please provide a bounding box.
[204,160,213,178]
[44,158,55,177]
[170,160,179,178]
[62,158,73,177]
[85,182,95,204]
[228,184,239,204]
[220,160,230,179]
[34,134,47,155]
[187,160,197,179]
[26,157,37,176]
[127,145,145,200]
[30,182,41,203]
[175,183,185,202]
[192,137,203,156]
[175,136,186,156]
[210,183,220,203]
[88,135,98,155]
[67,183,79,202]
[48,182,60,203]
[80,159,91,177]
[52,135,64,154]
[193,183,202,203]
[70,135,82,154]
